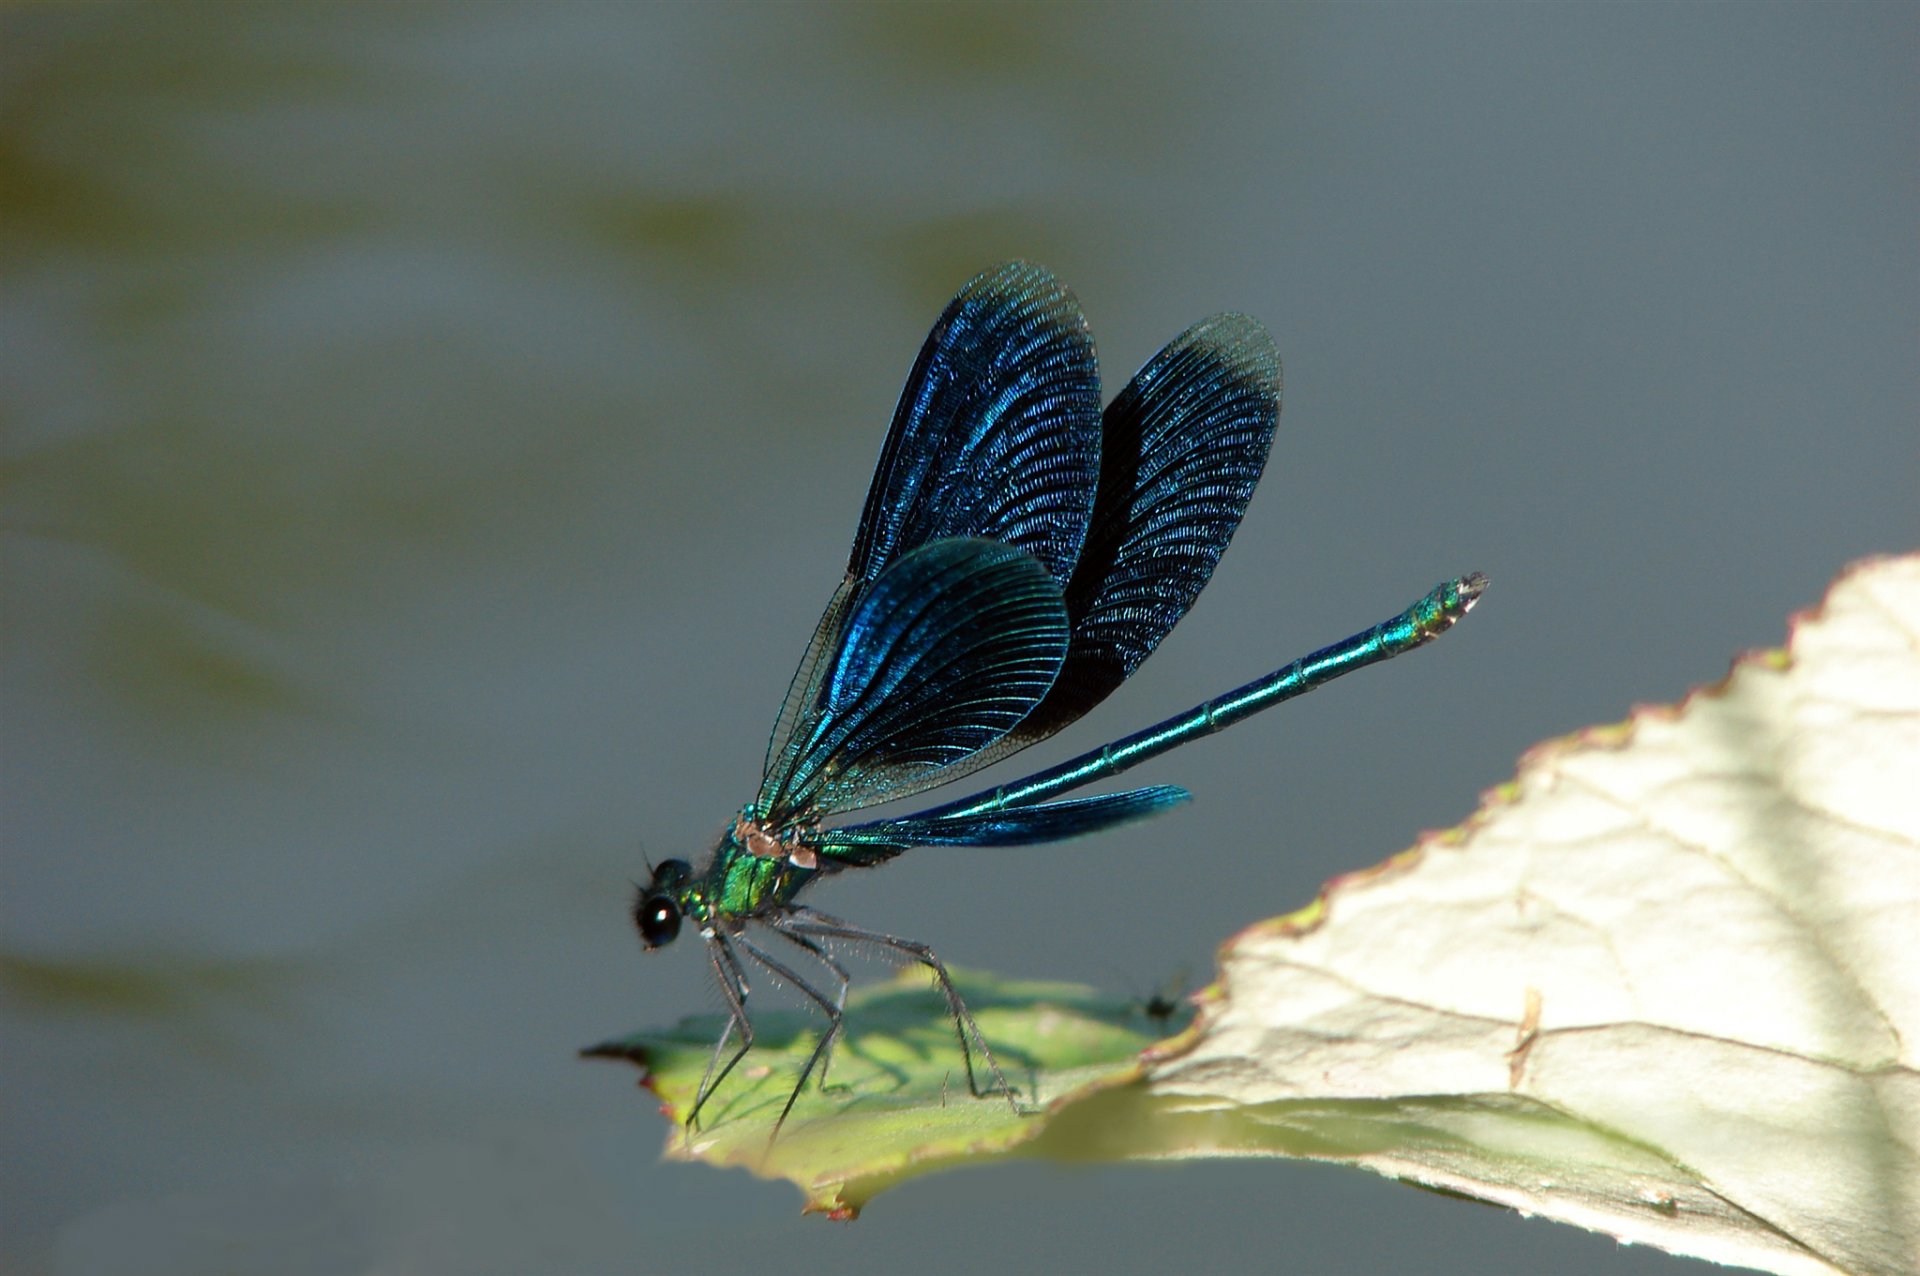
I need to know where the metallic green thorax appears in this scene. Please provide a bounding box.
[677,810,819,930]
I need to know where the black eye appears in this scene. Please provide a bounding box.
[634,894,681,949]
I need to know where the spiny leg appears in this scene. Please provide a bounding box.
[765,922,851,1010]
[687,933,753,1133]
[732,932,845,1142]
[763,921,852,1091]
[783,905,1017,1110]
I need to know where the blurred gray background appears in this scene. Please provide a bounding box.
[4,3,1913,1273]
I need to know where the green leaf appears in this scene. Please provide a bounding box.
[585,971,1186,1217]
[591,553,1920,1273]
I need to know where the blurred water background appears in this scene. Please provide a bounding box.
[4,4,1913,1273]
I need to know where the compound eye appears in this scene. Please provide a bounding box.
[634,894,681,949]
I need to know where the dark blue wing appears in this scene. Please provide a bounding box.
[756,538,1069,822]
[1007,313,1281,747]
[846,261,1103,587]
[765,262,1101,786]
[815,784,1190,866]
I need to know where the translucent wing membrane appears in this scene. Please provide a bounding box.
[761,575,861,787]
[756,539,1070,823]
[816,784,1190,867]
[847,261,1103,587]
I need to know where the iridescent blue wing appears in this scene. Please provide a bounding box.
[814,784,1190,867]
[756,538,1069,823]
[847,260,1103,587]
[764,262,1102,786]
[1003,313,1281,749]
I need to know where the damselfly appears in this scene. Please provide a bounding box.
[631,262,1484,1139]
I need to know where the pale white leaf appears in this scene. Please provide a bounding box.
[1145,553,1920,1276]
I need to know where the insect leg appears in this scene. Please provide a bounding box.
[762,919,852,1089]
[732,932,845,1142]
[764,921,851,1010]
[782,906,1016,1110]
[686,932,753,1132]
